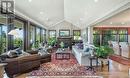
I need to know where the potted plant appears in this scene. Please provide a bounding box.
[60,42,65,50]
[95,46,114,59]
[48,37,57,46]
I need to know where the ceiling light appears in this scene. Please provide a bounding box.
[40,12,43,14]
[28,0,32,2]
[110,22,113,24]
[80,18,83,21]
[46,18,49,21]
[121,22,125,25]
[94,0,98,2]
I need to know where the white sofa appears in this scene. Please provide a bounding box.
[72,46,100,66]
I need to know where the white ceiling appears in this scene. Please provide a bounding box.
[14,0,130,29]
[95,8,130,26]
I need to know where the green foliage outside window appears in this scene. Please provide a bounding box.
[0,26,7,54]
[93,29,128,46]
[73,30,81,41]
[14,38,22,47]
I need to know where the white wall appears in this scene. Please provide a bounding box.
[48,21,81,37]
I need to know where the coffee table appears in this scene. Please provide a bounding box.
[56,48,70,60]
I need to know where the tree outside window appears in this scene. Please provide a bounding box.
[73,30,81,41]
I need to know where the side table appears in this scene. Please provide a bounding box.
[0,63,7,78]
[87,56,98,71]
[99,58,109,71]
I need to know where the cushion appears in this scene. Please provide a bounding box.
[38,49,48,56]
[76,43,83,49]
[38,52,48,56]
[7,50,18,58]
[15,48,22,54]
[19,50,31,57]
[83,46,90,52]
[26,50,38,54]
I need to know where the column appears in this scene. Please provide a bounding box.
[88,26,93,44]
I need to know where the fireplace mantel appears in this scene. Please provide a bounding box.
[57,37,72,49]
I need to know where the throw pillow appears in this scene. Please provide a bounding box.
[14,48,22,55]
[19,50,31,57]
[77,43,83,49]
[83,46,90,52]
[7,50,18,58]
[38,50,48,56]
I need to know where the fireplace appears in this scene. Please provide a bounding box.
[57,37,72,49]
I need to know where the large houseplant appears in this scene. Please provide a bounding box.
[95,46,114,59]
[48,37,57,46]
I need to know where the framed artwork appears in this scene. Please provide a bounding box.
[59,29,70,37]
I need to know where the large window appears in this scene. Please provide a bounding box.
[0,14,46,51]
[93,29,100,46]
[0,15,7,54]
[29,24,35,49]
[119,29,128,42]
[35,27,41,48]
[102,30,117,45]
[49,30,56,38]
[42,29,46,42]
[93,28,128,46]
[13,19,24,48]
[0,24,7,54]
[73,30,81,40]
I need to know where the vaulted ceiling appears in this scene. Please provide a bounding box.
[15,0,130,29]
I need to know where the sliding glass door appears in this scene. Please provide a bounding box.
[35,27,41,48]
[93,28,128,46]
[42,29,46,42]
[29,24,35,49]
[0,24,7,54]
[13,19,24,49]
[0,15,7,54]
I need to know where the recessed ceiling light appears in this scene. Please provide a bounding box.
[121,22,125,25]
[46,18,49,21]
[94,0,98,2]
[28,0,32,2]
[40,12,43,14]
[80,18,83,21]
[110,22,113,24]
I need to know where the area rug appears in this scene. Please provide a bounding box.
[109,55,130,66]
[27,51,102,78]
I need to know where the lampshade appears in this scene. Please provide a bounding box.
[8,29,19,37]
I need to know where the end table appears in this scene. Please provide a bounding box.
[0,63,7,78]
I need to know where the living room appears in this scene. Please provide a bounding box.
[0,0,130,78]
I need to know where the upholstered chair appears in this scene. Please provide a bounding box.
[119,42,130,58]
[111,41,121,56]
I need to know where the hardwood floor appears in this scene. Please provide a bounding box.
[15,59,130,78]
[98,60,130,78]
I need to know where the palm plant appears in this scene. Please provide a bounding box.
[95,46,114,59]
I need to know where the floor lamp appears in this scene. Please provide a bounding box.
[8,29,21,49]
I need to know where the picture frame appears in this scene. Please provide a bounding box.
[59,29,70,37]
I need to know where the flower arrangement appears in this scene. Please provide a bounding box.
[60,42,64,48]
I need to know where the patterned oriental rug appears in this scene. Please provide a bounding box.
[110,55,130,66]
[27,52,102,78]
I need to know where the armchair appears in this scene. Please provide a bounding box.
[111,41,121,56]
[119,42,130,58]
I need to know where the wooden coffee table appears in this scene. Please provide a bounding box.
[56,48,70,60]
